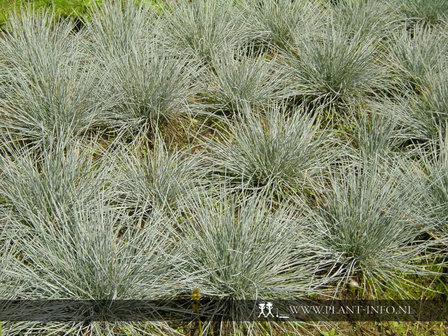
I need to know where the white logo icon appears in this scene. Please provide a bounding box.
[258,302,274,318]
[257,302,289,319]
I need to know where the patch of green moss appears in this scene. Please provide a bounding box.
[0,0,165,28]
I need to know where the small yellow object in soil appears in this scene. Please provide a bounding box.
[192,288,202,302]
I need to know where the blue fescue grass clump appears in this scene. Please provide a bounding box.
[204,48,291,113]
[0,1,447,335]
[383,69,448,143]
[113,133,208,214]
[2,197,187,335]
[159,0,251,62]
[84,1,201,133]
[282,21,384,111]
[409,135,448,243]
[400,0,448,27]
[304,159,438,297]
[0,138,111,225]
[0,11,103,145]
[203,104,334,196]
[386,24,448,91]
[174,191,324,335]
[241,0,325,51]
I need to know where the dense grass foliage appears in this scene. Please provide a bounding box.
[241,0,324,50]
[283,22,383,110]
[160,0,251,62]
[0,0,447,335]
[305,160,436,297]
[0,11,103,144]
[205,50,290,112]
[114,134,207,214]
[204,105,332,195]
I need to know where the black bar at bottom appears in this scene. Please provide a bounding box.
[0,299,447,322]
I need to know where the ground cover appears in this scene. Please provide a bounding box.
[0,0,447,335]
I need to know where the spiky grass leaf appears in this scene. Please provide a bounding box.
[387,70,448,142]
[242,0,325,51]
[114,135,208,215]
[204,105,332,196]
[173,191,326,335]
[205,49,290,113]
[283,23,383,110]
[401,0,448,27]
[160,0,251,62]
[387,24,448,91]
[1,196,185,335]
[305,160,437,297]
[0,138,112,228]
[0,10,102,145]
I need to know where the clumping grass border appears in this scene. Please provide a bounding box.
[0,1,447,335]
